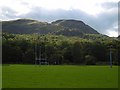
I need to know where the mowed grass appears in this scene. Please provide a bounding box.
[0,65,2,89]
[2,65,118,88]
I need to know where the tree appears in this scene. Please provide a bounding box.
[72,41,82,64]
[85,55,97,65]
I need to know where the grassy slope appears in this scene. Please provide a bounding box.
[2,65,118,88]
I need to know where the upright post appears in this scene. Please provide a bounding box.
[34,35,48,65]
[35,45,37,65]
[39,46,41,65]
[109,45,112,68]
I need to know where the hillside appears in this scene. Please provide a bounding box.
[2,19,99,36]
[52,19,98,35]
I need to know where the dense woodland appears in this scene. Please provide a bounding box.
[2,33,120,65]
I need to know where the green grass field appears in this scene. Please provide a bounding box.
[0,65,2,89]
[2,65,118,88]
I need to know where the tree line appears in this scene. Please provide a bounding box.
[2,33,120,65]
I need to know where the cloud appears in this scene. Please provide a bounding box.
[101,2,118,9]
[118,2,120,35]
[0,7,18,20]
[21,7,87,22]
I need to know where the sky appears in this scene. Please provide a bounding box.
[0,0,119,37]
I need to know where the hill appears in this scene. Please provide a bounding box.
[52,19,98,35]
[2,19,99,36]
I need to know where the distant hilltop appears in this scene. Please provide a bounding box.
[2,19,99,36]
